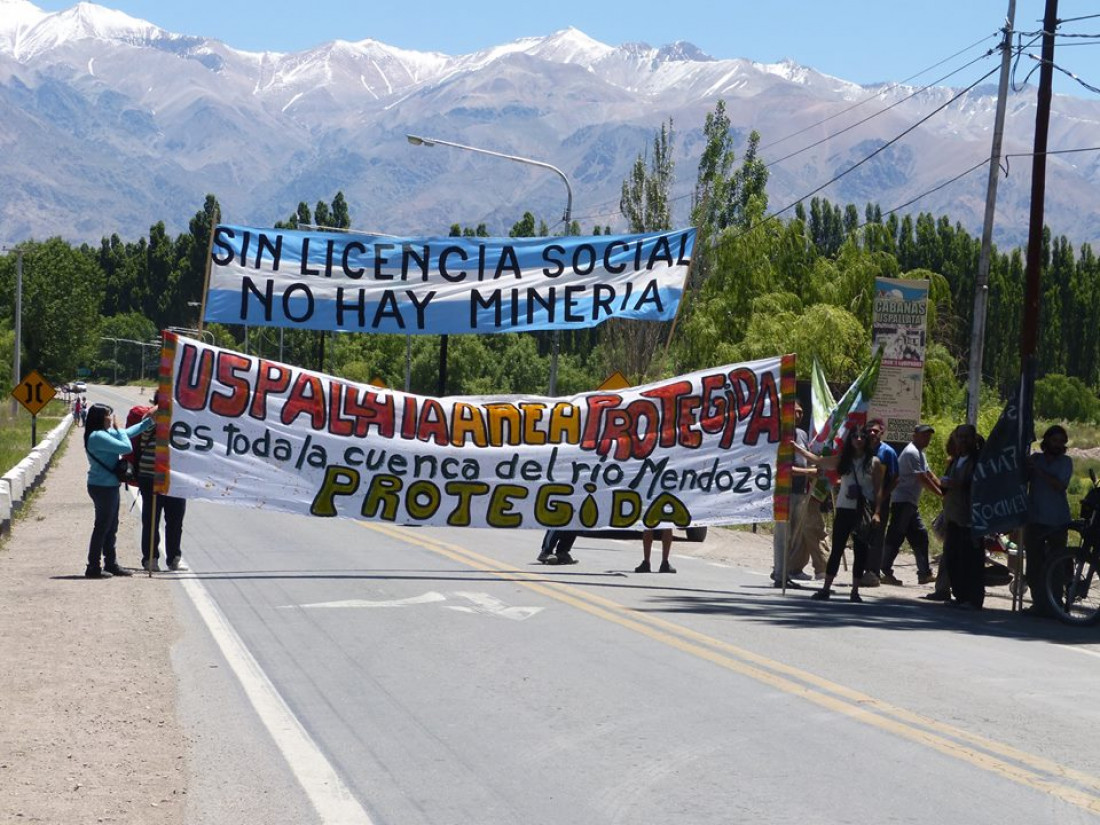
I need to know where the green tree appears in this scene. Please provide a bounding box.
[2,239,104,383]
[620,118,674,233]
[1034,373,1098,422]
[607,119,677,382]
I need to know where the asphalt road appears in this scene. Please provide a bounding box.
[162,499,1100,825]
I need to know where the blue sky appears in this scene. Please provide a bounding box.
[29,1,1100,97]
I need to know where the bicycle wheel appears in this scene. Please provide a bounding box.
[1045,548,1100,626]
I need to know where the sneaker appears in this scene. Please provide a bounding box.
[810,588,831,601]
[537,550,553,564]
[849,591,863,603]
[634,560,652,574]
[104,564,133,577]
[658,561,676,574]
[167,558,188,571]
[84,567,111,579]
[773,579,803,589]
[923,591,951,601]
[917,572,935,585]
[859,572,881,587]
[880,572,903,586]
[789,571,812,581]
[555,552,578,565]
[142,559,161,573]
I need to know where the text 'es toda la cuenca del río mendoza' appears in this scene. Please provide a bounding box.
[202,225,697,335]
[153,335,791,530]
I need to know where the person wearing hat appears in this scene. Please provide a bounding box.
[880,423,942,585]
[135,391,189,572]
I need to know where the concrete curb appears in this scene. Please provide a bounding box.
[0,415,73,536]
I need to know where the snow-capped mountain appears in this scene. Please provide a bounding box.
[2,0,1098,247]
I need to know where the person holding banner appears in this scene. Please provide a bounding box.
[771,401,822,586]
[1023,425,1073,617]
[135,391,189,573]
[797,427,884,602]
[636,529,674,574]
[537,530,579,566]
[83,402,156,579]
[939,424,985,610]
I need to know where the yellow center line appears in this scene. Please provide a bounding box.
[361,522,1100,815]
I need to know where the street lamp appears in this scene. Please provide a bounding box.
[100,337,160,384]
[406,134,573,395]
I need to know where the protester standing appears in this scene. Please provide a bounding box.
[1023,425,1073,616]
[83,402,155,578]
[636,529,674,573]
[939,424,984,610]
[863,418,898,587]
[797,426,884,602]
[135,392,188,572]
[881,424,942,585]
[771,401,820,587]
[537,529,579,566]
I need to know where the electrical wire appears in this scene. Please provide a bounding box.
[568,33,1005,226]
[758,63,1002,228]
[764,47,999,170]
[759,31,999,153]
[1024,53,1100,94]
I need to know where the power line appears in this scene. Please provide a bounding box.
[569,34,1005,227]
[764,47,999,170]
[848,144,1100,235]
[760,64,1003,226]
[759,32,999,153]
[876,159,990,221]
[1024,52,1100,94]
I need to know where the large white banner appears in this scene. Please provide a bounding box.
[204,225,696,334]
[154,336,785,529]
[868,277,929,442]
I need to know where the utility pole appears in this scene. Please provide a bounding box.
[966,0,1016,425]
[1019,0,1058,370]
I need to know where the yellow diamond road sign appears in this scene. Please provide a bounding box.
[598,371,631,391]
[11,370,56,416]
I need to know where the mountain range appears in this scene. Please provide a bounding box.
[2,0,1099,248]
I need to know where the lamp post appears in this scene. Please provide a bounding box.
[100,337,160,384]
[406,134,573,396]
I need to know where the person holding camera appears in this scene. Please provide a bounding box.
[83,401,156,579]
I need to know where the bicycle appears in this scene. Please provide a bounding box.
[1044,469,1100,626]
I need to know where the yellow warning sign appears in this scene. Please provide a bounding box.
[11,370,56,416]
[368,375,389,389]
[598,371,631,391]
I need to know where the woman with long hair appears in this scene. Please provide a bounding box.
[797,425,884,602]
[83,401,156,578]
[939,423,985,609]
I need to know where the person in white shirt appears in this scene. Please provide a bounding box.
[881,424,943,585]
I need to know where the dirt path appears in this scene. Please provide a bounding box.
[0,390,186,825]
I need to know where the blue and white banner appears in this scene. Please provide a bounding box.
[204,225,695,334]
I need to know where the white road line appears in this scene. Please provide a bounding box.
[131,491,374,824]
[179,575,375,824]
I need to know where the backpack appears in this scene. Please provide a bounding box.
[123,404,154,471]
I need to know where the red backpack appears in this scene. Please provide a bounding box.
[123,404,154,471]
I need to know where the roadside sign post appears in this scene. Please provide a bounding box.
[10,370,56,447]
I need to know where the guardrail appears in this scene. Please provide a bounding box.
[0,415,73,536]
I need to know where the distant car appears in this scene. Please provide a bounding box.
[73,380,87,392]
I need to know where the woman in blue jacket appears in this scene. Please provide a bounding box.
[84,402,155,578]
